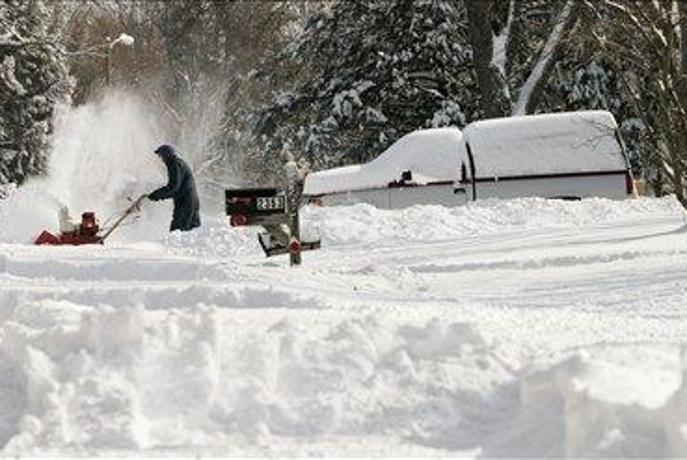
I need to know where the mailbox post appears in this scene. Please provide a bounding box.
[225,185,320,264]
[284,161,301,266]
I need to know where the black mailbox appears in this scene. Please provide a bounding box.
[225,187,288,226]
[226,186,320,259]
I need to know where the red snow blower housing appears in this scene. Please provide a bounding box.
[34,194,146,246]
[35,211,101,245]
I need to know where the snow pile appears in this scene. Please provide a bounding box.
[121,196,684,261]
[1,190,687,455]
[161,216,261,259]
[303,196,684,247]
[0,300,149,452]
[2,295,685,456]
[503,348,687,457]
[0,297,513,454]
[153,196,683,261]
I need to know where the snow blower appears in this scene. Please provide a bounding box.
[34,194,147,246]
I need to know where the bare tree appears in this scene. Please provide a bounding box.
[585,0,687,203]
[466,0,580,117]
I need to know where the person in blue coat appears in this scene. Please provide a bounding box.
[148,144,201,231]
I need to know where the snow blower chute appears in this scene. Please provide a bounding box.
[34,194,146,246]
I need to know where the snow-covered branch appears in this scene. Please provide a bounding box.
[513,0,578,115]
[491,0,514,78]
[0,28,25,48]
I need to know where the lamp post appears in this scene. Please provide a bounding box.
[105,33,135,86]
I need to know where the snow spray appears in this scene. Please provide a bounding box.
[0,91,172,243]
[0,82,235,244]
[48,90,168,213]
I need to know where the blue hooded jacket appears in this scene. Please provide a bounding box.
[149,145,201,231]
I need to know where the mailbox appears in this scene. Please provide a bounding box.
[225,187,288,226]
[225,187,320,259]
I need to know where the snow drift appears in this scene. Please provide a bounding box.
[1,196,687,455]
[1,297,685,456]
[0,89,685,456]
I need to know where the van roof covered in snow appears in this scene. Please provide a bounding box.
[303,127,463,196]
[463,110,627,178]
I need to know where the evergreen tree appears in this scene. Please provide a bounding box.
[0,0,71,185]
[242,0,476,182]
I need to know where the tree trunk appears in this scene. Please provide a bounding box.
[681,0,687,88]
[466,0,509,118]
[512,0,579,115]
[671,0,687,204]
[676,0,687,127]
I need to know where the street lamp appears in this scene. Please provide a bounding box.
[105,33,135,86]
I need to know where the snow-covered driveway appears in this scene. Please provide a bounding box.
[1,197,686,456]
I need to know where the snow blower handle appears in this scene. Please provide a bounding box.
[98,194,148,243]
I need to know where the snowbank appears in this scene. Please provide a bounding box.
[0,296,509,453]
[1,189,687,455]
[133,196,684,262]
[161,215,261,259]
[1,298,685,456]
[302,196,684,248]
[147,196,684,264]
[505,348,687,457]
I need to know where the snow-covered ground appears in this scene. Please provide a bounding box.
[1,196,686,456]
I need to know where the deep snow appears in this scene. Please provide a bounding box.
[0,194,686,456]
[1,92,686,456]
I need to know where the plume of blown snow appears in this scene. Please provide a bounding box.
[0,91,173,243]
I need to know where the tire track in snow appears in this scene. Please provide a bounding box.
[410,248,687,274]
[0,284,330,313]
[0,252,228,282]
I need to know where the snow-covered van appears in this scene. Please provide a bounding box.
[303,127,464,208]
[303,110,634,208]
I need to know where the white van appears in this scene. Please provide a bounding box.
[303,111,634,208]
[303,127,464,208]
